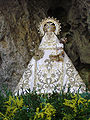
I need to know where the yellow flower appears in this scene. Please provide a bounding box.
[63,99,77,112]
[63,94,90,114]
[62,113,72,120]
[16,96,23,108]
[0,95,24,120]
[78,96,87,105]
[0,112,9,120]
[36,107,39,112]
[33,102,56,120]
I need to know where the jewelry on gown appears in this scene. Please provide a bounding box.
[14,17,86,95]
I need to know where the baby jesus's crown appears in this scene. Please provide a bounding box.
[38,17,61,36]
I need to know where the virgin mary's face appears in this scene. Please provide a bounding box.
[43,22,56,33]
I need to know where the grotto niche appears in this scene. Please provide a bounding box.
[0,0,90,92]
[14,17,86,95]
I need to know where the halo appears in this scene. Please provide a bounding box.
[38,17,61,36]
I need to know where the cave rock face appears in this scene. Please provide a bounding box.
[0,0,90,91]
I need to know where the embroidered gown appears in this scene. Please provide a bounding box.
[14,32,86,95]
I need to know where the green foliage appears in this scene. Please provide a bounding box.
[63,94,90,120]
[0,84,13,116]
[0,86,90,120]
[0,95,24,120]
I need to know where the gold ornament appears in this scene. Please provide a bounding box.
[38,17,61,36]
[49,51,64,62]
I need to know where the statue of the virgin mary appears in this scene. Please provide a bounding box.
[14,17,86,95]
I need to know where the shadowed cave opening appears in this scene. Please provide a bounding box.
[47,7,67,21]
[47,5,71,34]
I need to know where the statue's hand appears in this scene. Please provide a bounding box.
[60,37,67,43]
[57,43,64,50]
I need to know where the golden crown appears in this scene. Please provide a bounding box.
[38,17,61,36]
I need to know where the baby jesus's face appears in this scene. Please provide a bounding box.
[43,22,56,33]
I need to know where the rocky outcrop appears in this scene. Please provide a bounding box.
[0,0,90,91]
[65,0,90,89]
[0,0,40,91]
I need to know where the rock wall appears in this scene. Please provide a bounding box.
[0,0,90,91]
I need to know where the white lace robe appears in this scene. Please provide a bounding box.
[14,32,86,95]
